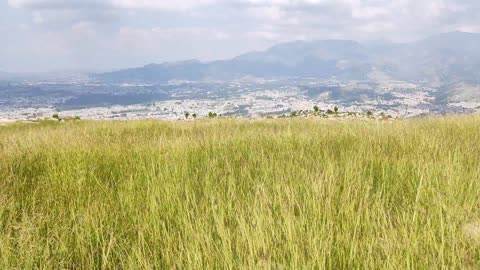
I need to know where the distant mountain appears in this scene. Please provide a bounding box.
[95,32,480,88]
[96,40,374,82]
[0,71,11,80]
[0,71,90,82]
[370,32,480,85]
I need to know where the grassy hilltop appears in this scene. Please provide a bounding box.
[1,117,480,269]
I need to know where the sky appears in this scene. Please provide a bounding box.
[1,0,480,72]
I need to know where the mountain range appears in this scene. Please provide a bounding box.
[0,71,11,80]
[95,32,480,88]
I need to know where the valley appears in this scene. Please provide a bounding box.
[1,77,477,121]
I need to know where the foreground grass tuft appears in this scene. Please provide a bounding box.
[1,116,480,269]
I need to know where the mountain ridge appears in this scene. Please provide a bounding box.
[95,32,480,86]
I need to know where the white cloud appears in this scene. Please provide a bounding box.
[112,0,218,10]
[4,0,480,71]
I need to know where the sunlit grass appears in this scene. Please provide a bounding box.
[1,116,480,269]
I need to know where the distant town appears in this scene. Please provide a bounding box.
[0,78,478,121]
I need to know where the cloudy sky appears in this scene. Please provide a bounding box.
[1,0,479,72]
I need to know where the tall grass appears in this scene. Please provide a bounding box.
[1,116,480,269]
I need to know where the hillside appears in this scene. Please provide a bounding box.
[1,117,480,268]
[0,71,11,80]
[96,32,480,86]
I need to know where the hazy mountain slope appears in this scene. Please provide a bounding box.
[0,71,12,81]
[95,32,480,89]
[375,32,480,84]
[99,60,207,83]
[95,40,374,82]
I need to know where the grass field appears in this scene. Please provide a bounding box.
[1,116,480,269]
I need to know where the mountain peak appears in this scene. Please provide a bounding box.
[96,32,480,84]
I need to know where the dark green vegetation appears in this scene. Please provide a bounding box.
[1,116,480,269]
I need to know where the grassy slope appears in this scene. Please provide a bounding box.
[1,117,480,269]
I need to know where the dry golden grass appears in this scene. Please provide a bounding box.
[1,116,480,269]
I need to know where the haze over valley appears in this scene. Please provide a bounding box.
[2,32,480,120]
